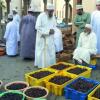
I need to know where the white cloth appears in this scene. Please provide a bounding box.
[54,27,63,52]
[35,12,56,68]
[91,10,100,54]
[96,0,100,5]
[85,24,92,29]
[73,32,97,64]
[13,14,20,41]
[76,5,83,10]
[4,21,19,56]
[47,3,54,10]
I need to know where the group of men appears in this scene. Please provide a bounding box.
[73,0,100,66]
[3,0,100,68]
[4,3,63,68]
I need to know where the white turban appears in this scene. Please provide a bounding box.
[96,0,100,5]
[28,8,34,12]
[8,14,13,19]
[12,8,18,12]
[47,3,54,10]
[76,5,83,10]
[85,24,92,29]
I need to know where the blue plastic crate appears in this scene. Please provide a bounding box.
[89,65,96,70]
[64,77,99,100]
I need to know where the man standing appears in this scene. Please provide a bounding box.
[91,0,100,54]
[73,24,97,66]
[35,3,56,68]
[74,5,91,46]
[4,14,19,56]
[12,8,20,25]
[12,8,20,42]
[19,8,36,60]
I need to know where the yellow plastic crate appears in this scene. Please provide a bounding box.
[88,85,100,100]
[47,62,75,72]
[44,72,77,96]
[25,68,56,86]
[64,65,92,78]
[90,58,97,65]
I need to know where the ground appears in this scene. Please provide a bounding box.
[0,55,100,100]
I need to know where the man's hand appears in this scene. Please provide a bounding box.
[49,29,54,35]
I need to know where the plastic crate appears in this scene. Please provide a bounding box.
[25,68,56,86]
[65,77,99,100]
[89,65,97,70]
[88,85,100,100]
[44,72,77,96]
[90,58,97,65]
[47,62,75,72]
[64,65,92,78]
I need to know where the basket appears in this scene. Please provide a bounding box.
[5,81,29,91]
[23,86,48,100]
[0,91,26,100]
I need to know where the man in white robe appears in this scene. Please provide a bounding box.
[12,8,20,41]
[73,24,97,66]
[4,14,19,56]
[91,0,100,54]
[35,3,56,68]
[54,27,63,53]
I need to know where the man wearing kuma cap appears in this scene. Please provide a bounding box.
[74,4,91,46]
[91,0,100,54]
[35,3,58,68]
[19,7,36,59]
[73,24,97,66]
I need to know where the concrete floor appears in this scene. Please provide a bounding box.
[0,55,100,100]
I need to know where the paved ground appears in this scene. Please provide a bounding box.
[0,55,100,100]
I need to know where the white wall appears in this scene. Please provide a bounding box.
[10,0,22,15]
[83,0,96,13]
[30,0,44,12]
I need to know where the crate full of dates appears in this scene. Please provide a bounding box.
[64,65,92,78]
[25,68,56,86]
[48,62,75,72]
[88,85,100,100]
[44,72,77,96]
[65,77,99,100]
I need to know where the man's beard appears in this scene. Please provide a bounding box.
[78,12,83,15]
[48,14,53,18]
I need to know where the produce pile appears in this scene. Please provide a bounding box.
[49,75,72,85]
[25,88,47,98]
[67,67,87,75]
[92,88,100,99]
[30,71,54,79]
[6,83,27,90]
[50,63,70,70]
[70,78,95,93]
[0,93,26,100]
